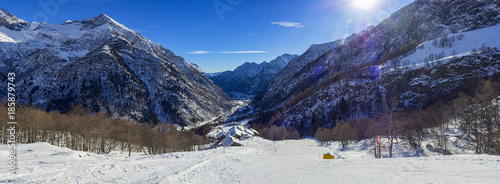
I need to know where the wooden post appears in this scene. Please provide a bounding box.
[378,135,381,158]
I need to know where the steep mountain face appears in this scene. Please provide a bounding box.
[253,42,339,107]
[188,62,201,72]
[210,54,297,99]
[0,8,26,31]
[252,0,500,134]
[252,54,297,95]
[0,9,233,125]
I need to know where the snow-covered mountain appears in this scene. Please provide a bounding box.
[204,72,222,78]
[188,62,201,72]
[0,9,233,125]
[252,0,500,132]
[210,54,297,99]
[253,42,339,107]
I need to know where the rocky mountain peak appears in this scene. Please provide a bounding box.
[82,13,113,24]
[0,8,27,31]
[279,53,297,61]
[80,13,130,31]
[269,53,297,68]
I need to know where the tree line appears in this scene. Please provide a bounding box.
[251,79,499,157]
[0,105,207,156]
[314,80,500,157]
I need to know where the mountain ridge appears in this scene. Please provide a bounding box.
[0,9,234,125]
[210,53,298,99]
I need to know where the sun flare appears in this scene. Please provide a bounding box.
[352,0,377,10]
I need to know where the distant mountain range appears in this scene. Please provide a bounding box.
[209,54,297,99]
[204,72,222,78]
[0,9,233,125]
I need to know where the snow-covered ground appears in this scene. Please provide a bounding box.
[1,137,499,184]
[205,120,251,138]
[206,120,258,147]
[180,100,250,131]
[379,23,500,72]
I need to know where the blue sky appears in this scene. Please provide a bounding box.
[3,0,414,73]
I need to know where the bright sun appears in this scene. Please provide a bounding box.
[353,0,377,10]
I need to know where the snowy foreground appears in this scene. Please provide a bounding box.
[1,138,500,184]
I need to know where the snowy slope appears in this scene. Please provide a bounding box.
[380,24,500,71]
[1,139,499,184]
[204,72,222,78]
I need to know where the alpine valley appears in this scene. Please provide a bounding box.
[0,0,499,132]
[209,53,297,100]
[1,0,500,183]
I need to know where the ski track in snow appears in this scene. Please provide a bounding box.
[1,139,500,184]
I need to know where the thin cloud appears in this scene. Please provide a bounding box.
[271,21,305,28]
[189,50,268,54]
[189,51,212,54]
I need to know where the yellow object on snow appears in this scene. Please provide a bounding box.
[323,153,334,159]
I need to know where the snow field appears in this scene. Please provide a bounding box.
[1,137,499,184]
[379,24,500,72]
